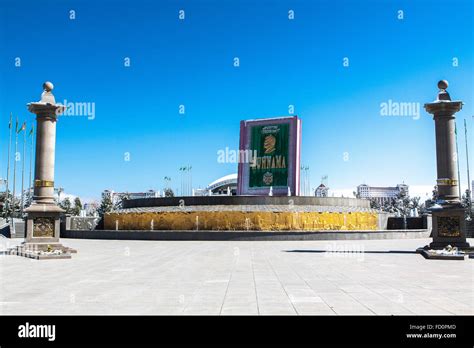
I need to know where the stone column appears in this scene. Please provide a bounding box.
[29,82,62,204]
[424,80,470,249]
[17,82,76,259]
[425,80,462,202]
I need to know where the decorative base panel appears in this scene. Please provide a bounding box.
[105,211,378,231]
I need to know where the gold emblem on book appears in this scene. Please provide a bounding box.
[263,135,276,154]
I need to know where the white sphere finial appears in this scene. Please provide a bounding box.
[437,80,448,90]
[43,81,54,92]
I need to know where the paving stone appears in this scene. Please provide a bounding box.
[0,238,472,315]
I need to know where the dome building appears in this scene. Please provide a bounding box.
[194,174,238,196]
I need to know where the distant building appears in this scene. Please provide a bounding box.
[315,184,329,197]
[194,174,238,196]
[102,189,160,204]
[357,184,408,205]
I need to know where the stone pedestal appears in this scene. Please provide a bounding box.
[21,204,76,257]
[430,206,470,248]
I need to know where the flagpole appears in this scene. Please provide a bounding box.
[5,113,13,220]
[455,122,462,199]
[12,118,19,218]
[307,167,309,196]
[20,128,26,216]
[308,166,310,196]
[300,166,305,196]
[304,167,307,195]
[304,167,308,196]
[186,166,189,196]
[300,166,303,196]
[306,167,311,196]
[302,166,305,196]
[304,167,307,196]
[302,166,304,196]
[464,119,471,199]
[300,165,303,196]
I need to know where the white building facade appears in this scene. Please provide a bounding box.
[357,184,409,205]
[102,189,161,204]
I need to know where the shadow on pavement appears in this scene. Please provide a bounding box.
[284,250,417,254]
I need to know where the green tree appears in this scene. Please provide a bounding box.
[72,197,83,216]
[59,197,73,214]
[0,192,11,218]
[3,194,20,218]
[114,193,130,209]
[23,190,33,209]
[98,194,114,217]
[377,192,422,219]
[369,198,381,209]
[164,188,175,197]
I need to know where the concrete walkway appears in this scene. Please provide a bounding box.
[0,238,472,315]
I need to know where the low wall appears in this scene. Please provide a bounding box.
[122,196,370,209]
[387,215,431,230]
[62,229,431,241]
[61,216,100,231]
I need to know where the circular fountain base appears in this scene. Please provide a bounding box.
[104,196,381,231]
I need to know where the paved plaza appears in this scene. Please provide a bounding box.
[0,237,473,315]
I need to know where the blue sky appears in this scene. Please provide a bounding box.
[0,0,473,201]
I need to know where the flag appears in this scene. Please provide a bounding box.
[17,121,26,133]
[29,125,34,136]
[8,112,12,129]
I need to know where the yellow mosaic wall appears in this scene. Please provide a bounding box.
[104,211,378,231]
